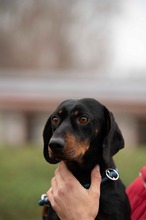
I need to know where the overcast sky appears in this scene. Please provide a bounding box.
[110,0,146,78]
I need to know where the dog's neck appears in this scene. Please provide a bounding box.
[65,158,116,186]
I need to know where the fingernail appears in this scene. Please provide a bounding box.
[96,165,100,172]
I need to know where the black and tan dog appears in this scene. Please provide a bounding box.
[42,98,131,220]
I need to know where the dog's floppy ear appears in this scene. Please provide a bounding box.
[43,116,58,164]
[103,107,125,164]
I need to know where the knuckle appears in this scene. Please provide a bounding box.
[50,200,56,209]
[53,186,64,201]
[57,185,65,197]
[54,167,59,176]
[64,179,74,190]
[51,177,55,185]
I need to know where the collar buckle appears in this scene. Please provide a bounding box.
[105,168,119,181]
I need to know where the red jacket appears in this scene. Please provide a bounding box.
[126,166,146,220]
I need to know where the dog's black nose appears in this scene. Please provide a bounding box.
[49,138,65,149]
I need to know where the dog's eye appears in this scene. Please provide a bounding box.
[79,116,89,125]
[51,116,60,126]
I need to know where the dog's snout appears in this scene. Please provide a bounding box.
[49,138,65,149]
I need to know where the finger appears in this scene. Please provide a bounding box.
[51,176,58,192]
[46,187,54,205]
[58,161,75,181]
[57,162,82,192]
[54,166,65,187]
[89,165,101,195]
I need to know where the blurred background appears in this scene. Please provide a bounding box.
[0,0,146,219]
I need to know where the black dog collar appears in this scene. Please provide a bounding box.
[38,168,119,206]
[83,168,119,189]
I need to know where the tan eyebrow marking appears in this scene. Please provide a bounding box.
[95,129,99,135]
[74,111,79,116]
[58,109,63,114]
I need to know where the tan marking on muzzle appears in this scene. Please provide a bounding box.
[64,134,89,162]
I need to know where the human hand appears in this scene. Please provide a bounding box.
[46,162,101,220]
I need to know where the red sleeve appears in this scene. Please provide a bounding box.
[126,166,146,220]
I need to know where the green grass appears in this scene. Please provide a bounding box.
[114,146,146,186]
[0,145,57,220]
[0,145,146,220]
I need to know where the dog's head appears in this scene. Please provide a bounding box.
[43,98,124,166]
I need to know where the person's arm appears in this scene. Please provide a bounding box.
[46,162,101,220]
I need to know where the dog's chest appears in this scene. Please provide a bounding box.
[96,215,109,220]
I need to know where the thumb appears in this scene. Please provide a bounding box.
[89,165,101,195]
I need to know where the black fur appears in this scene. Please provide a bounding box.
[43,98,131,220]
